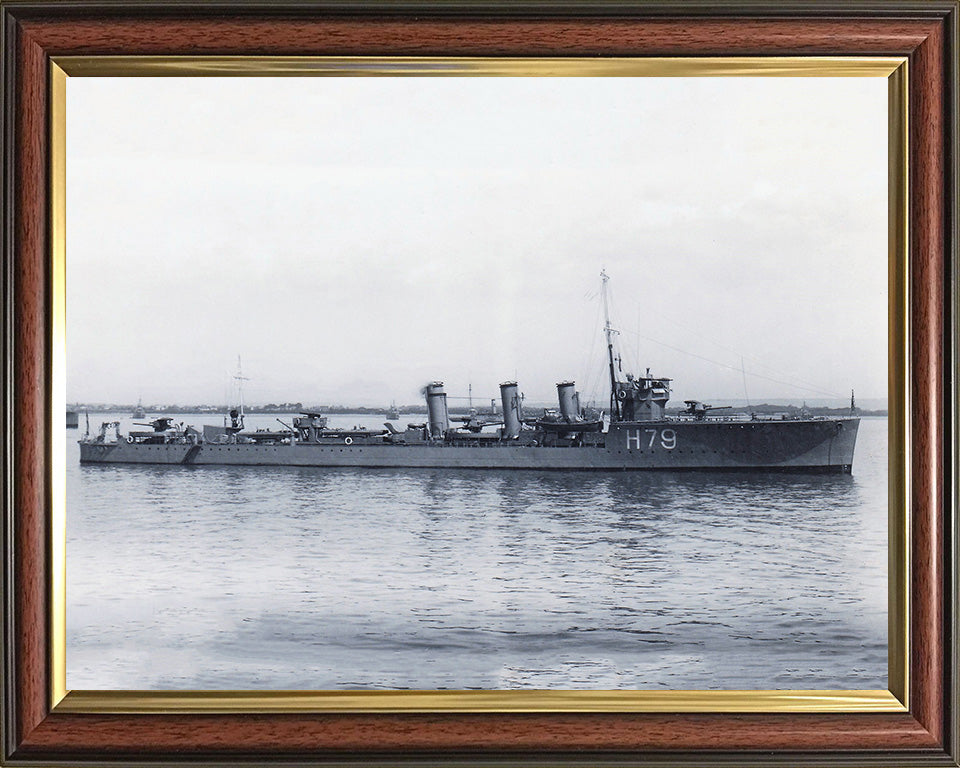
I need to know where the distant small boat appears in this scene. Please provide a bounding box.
[66,410,78,429]
[386,401,400,420]
[132,398,146,419]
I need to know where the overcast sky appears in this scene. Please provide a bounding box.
[66,76,887,408]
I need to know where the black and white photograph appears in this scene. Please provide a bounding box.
[64,73,888,691]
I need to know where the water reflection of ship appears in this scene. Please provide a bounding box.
[80,272,860,472]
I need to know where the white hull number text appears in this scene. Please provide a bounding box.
[626,429,677,450]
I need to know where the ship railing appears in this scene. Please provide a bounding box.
[672,413,849,423]
[672,414,752,423]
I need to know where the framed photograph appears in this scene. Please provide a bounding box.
[2,2,956,766]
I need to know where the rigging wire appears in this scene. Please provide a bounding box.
[741,356,752,407]
[652,309,842,397]
[579,351,605,409]
[601,280,841,399]
[578,295,604,395]
[605,285,641,376]
[580,273,844,403]
[618,327,843,398]
[636,304,642,378]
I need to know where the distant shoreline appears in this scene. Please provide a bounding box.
[67,403,888,418]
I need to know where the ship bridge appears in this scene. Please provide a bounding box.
[614,372,672,422]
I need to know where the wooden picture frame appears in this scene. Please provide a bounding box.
[1,2,956,765]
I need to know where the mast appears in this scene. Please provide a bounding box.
[234,355,249,422]
[601,270,620,421]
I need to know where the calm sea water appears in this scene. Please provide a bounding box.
[66,413,887,690]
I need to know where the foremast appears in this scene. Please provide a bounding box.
[223,355,248,433]
[600,270,621,421]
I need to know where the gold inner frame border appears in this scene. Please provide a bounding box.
[48,55,910,715]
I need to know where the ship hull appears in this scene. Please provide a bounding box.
[79,418,860,473]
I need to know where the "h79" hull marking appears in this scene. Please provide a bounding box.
[626,429,677,450]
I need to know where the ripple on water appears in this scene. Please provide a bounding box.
[66,415,888,690]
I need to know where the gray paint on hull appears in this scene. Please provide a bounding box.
[79,418,860,473]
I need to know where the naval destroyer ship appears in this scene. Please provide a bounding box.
[79,273,860,472]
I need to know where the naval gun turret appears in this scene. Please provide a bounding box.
[681,400,733,420]
[129,416,183,444]
[133,416,175,432]
[450,409,500,433]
